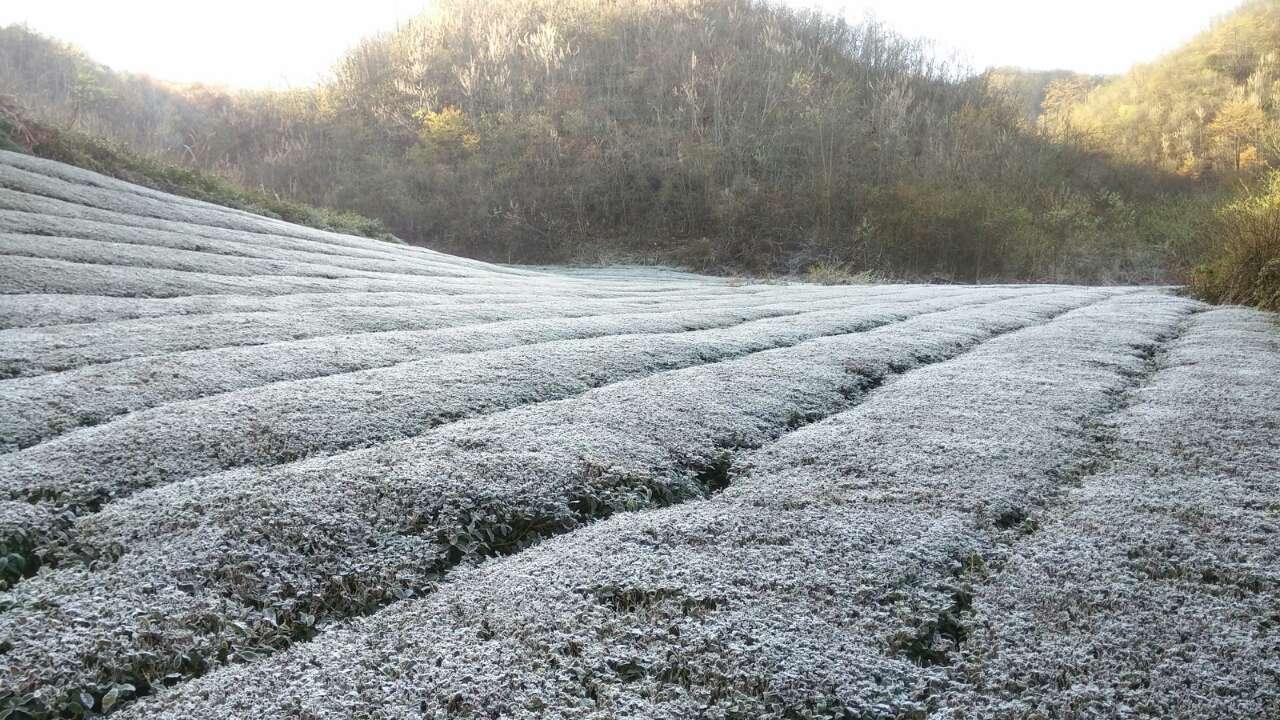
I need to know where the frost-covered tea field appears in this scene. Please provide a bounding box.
[0,149,1278,719]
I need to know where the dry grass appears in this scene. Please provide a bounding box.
[1191,173,1280,311]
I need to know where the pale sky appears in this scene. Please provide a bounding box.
[0,0,1246,89]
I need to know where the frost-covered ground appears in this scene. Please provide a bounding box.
[0,150,1276,719]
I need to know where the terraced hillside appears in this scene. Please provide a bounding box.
[0,148,1277,719]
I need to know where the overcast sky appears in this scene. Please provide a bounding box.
[0,0,1245,89]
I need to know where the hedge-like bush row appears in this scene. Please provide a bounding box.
[0,290,544,329]
[0,289,1107,717]
[0,287,946,448]
[0,151,432,254]
[0,194,499,279]
[1,291,848,377]
[0,254,521,298]
[0,231,467,282]
[939,307,1280,718]
[0,284,877,330]
[8,150,1272,720]
[111,293,1198,720]
[1,290,1019,518]
[0,212,480,280]
[0,187,475,275]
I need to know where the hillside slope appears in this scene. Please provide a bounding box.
[1,2,1177,281]
[0,152,1276,718]
[1025,0,1280,310]
[1068,0,1280,175]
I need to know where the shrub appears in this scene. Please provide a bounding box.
[802,261,882,285]
[1191,172,1280,311]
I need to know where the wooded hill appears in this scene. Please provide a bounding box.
[2,0,1277,302]
[1035,0,1280,177]
[1044,0,1280,309]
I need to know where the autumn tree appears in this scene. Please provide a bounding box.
[410,106,479,164]
[1211,97,1266,170]
[1038,76,1094,143]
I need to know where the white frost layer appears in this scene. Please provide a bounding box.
[0,193,505,278]
[0,231,471,282]
[0,288,958,448]
[2,291,857,376]
[0,283,927,375]
[113,292,1205,719]
[5,150,1274,720]
[1,290,1108,710]
[0,289,1024,502]
[0,151,501,269]
[935,308,1280,718]
[0,282,876,329]
[0,290,594,329]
